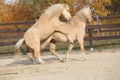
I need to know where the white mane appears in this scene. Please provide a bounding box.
[41,4,65,20]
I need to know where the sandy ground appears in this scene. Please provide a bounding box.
[0,48,120,80]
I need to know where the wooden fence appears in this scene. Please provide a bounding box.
[0,16,120,51]
[86,16,120,50]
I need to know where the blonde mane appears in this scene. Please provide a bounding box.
[41,4,64,20]
[72,7,92,22]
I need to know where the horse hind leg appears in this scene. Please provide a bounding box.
[27,48,34,62]
[50,42,64,62]
[28,42,45,64]
[26,46,39,64]
[33,47,45,64]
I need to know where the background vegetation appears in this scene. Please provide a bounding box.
[0,0,120,55]
[0,0,120,23]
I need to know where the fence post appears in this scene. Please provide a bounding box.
[96,15,101,36]
[88,29,93,50]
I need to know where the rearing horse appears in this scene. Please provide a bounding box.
[14,3,72,64]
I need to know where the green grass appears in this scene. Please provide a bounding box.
[92,39,120,49]
[0,39,120,56]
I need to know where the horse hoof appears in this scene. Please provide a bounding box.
[35,59,45,64]
[36,61,45,64]
[60,59,64,62]
[29,58,34,62]
[63,58,69,62]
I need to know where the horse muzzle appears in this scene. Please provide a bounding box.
[88,18,93,23]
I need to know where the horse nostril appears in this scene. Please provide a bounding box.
[89,18,93,23]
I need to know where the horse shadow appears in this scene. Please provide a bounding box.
[6,59,33,66]
[6,56,60,66]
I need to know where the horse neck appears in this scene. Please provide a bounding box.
[51,17,60,22]
[40,13,60,22]
[39,14,50,21]
[70,16,87,29]
[73,15,87,23]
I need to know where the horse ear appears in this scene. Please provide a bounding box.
[62,4,69,10]
[49,2,52,6]
[72,2,78,8]
[86,4,90,8]
[90,7,95,13]
[63,4,67,8]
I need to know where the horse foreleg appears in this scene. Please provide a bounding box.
[50,42,64,62]
[80,43,87,60]
[67,34,74,44]
[77,37,87,60]
[41,37,52,50]
[65,43,74,61]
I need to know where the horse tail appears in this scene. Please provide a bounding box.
[14,38,24,60]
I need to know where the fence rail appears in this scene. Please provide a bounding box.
[0,16,120,50]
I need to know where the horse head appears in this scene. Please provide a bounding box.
[75,7,93,23]
[60,4,71,20]
[82,7,93,23]
[43,3,71,20]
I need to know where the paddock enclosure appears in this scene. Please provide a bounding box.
[0,48,120,80]
[0,16,120,54]
[0,16,120,80]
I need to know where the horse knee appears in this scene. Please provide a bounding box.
[27,52,32,57]
[34,50,40,58]
[50,47,55,53]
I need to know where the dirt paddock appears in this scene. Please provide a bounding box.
[0,48,120,80]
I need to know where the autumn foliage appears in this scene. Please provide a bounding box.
[0,0,119,23]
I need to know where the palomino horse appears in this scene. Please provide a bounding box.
[14,3,72,64]
[39,7,93,61]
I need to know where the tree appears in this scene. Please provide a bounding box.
[110,0,120,15]
[90,0,111,16]
[0,0,17,22]
[0,0,114,23]
[15,0,50,20]
[8,3,33,21]
[0,0,9,22]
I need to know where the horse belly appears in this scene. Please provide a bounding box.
[52,33,68,42]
